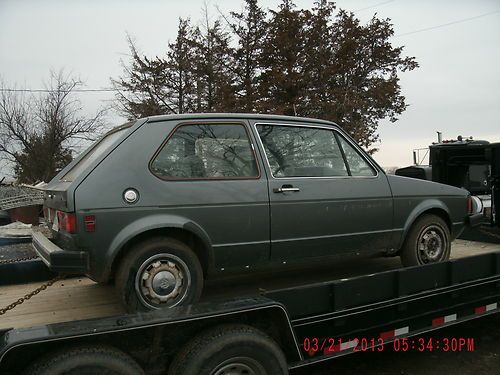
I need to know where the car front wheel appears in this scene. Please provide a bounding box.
[115,237,203,312]
[401,214,451,267]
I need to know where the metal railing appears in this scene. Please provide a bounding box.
[0,192,44,210]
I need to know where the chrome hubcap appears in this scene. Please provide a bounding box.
[151,269,177,296]
[418,225,446,263]
[135,254,191,309]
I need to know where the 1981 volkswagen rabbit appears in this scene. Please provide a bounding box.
[33,114,481,312]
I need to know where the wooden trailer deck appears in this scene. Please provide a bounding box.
[1,239,500,330]
[0,278,123,329]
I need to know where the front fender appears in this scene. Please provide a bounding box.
[104,214,214,280]
[398,199,451,249]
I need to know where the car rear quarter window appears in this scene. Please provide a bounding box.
[256,124,348,178]
[150,123,259,179]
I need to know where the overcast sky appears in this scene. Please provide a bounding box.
[0,0,499,172]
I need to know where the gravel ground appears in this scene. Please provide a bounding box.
[0,241,35,261]
[0,225,50,262]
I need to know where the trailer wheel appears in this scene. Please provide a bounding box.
[168,324,288,375]
[401,214,451,267]
[24,344,144,375]
[115,237,203,312]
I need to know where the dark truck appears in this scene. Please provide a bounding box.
[32,114,481,312]
[396,137,500,228]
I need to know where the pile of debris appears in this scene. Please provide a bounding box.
[0,183,45,211]
[0,221,33,244]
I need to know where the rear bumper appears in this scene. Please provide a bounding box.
[467,213,483,228]
[32,231,88,273]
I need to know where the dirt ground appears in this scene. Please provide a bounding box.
[293,313,500,375]
[291,234,500,375]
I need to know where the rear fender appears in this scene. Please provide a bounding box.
[104,214,214,280]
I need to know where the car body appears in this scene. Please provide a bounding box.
[32,113,481,311]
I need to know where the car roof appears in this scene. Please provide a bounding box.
[144,113,339,127]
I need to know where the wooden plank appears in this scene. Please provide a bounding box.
[0,277,124,329]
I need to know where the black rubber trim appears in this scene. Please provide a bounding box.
[32,232,88,273]
[467,213,483,227]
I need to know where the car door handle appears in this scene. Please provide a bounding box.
[273,185,300,193]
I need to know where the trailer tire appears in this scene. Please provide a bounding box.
[401,214,451,267]
[24,344,144,375]
[115,237,203,312]
[168,324,288,375]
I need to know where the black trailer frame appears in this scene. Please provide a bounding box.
[1,252,500,374]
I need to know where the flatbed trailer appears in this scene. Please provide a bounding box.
[1,249,500,374]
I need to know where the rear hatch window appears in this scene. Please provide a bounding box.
[60,126,129,182]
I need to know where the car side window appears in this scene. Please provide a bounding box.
[151,124,259,179]
[256,124,348,177]
[337,135,376,177]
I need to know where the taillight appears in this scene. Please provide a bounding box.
[57,211,77,233]
[84,215,96,232]
[466,195,473,214]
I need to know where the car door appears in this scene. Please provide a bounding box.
[149,120,270,271]
[252,121,394,261]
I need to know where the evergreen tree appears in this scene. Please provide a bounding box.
[227,0,267,112]
[112,36,172,119]
[259,0,308,115]
[164,18,197,114]
[326,10,417,149]
[112,0,418,150]
[191,8,234,112]
[302,1,337,118]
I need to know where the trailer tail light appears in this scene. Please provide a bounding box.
[84,215,96,232]
[57,211,77,234]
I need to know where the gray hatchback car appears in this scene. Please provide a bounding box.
[33,114,481,312]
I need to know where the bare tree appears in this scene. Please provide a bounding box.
[0,70,106,183]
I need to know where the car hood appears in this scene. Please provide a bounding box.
[387,174,468,197]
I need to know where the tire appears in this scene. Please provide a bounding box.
[168,324,288,375]
[24,344,144,375]
[115,237,203,313]
[400,214,451,267]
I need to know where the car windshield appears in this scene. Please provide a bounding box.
[60,126,130,182]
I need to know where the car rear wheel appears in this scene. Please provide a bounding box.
[115,237,203,312]
[168,324,288,375]
[401,214,451,267]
